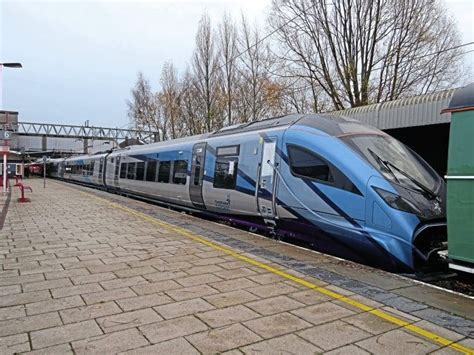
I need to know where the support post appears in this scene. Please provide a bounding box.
[0,65,3,109]
[41,134,47,152]
[3,153,6,194]
[43,156,46,189]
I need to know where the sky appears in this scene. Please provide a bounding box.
[1,0,473,129]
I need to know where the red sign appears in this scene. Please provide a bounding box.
[0,146,10,153]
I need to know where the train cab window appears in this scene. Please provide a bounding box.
[173,160,188,185]
[146,161,157,182]
[287,144,361,195]
[288,145,333,182]
[120,163,127,178]
[136,162,145,181]
[127,163,136,180]
[213,158,238,189]
[158,161,171,183]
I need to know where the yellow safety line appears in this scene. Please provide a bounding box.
[62,183,473,354]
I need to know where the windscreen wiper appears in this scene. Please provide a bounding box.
[383,160,438,200]
[367,148,401,184]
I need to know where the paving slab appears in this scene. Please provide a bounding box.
[0,179,471,354]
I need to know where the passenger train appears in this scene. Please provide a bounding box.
[46,114,447,273]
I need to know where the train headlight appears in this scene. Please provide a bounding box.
[373,187,422,215]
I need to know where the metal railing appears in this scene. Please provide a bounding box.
[16,122,159,143]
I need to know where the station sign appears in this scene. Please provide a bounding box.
[0,130,12,140]
[0,146,10,153]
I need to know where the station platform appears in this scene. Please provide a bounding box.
[0,178,472,354]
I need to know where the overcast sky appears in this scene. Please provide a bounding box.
[1,0,473,128]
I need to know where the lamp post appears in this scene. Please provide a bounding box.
[0,62,23,193]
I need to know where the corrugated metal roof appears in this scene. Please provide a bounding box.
[333,88,458,129]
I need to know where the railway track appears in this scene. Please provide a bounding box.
[423,272,474,296]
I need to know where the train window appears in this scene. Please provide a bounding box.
[127,163,136,180]
[99,161,103,175]
[213,158,238,189]
[136,162,145,181]
[146,161,157,182]
[287,145,361,195]
[158,161,171,183]
[115,159,120,177]
[120,163,127,178]
[173,160,188,185]
[194,156,201,186]
[288,145,333,182]
[90,162,95,176]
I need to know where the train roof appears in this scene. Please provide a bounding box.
[58,114,379,160]
[211,114,304,136]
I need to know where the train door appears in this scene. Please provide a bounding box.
[102,154,110,187]
[114,155,121,188]
[98,158,104,186]
[257,137,278,219]
[59,161,65,178]
[189,142,206,208]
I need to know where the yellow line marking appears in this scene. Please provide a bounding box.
[62,182,473,354]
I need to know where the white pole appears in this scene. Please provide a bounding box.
[3,153,6,194]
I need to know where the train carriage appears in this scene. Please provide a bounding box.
[47,113,447,273]
[443,83,474,274]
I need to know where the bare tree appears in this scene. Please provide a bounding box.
[270,0,465,110]
[237,15,279,122]
[159,61,181,139]
[192,13,223,132]
[180,67,204,135]
[218,13,239,126]
[127,72,162,139]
